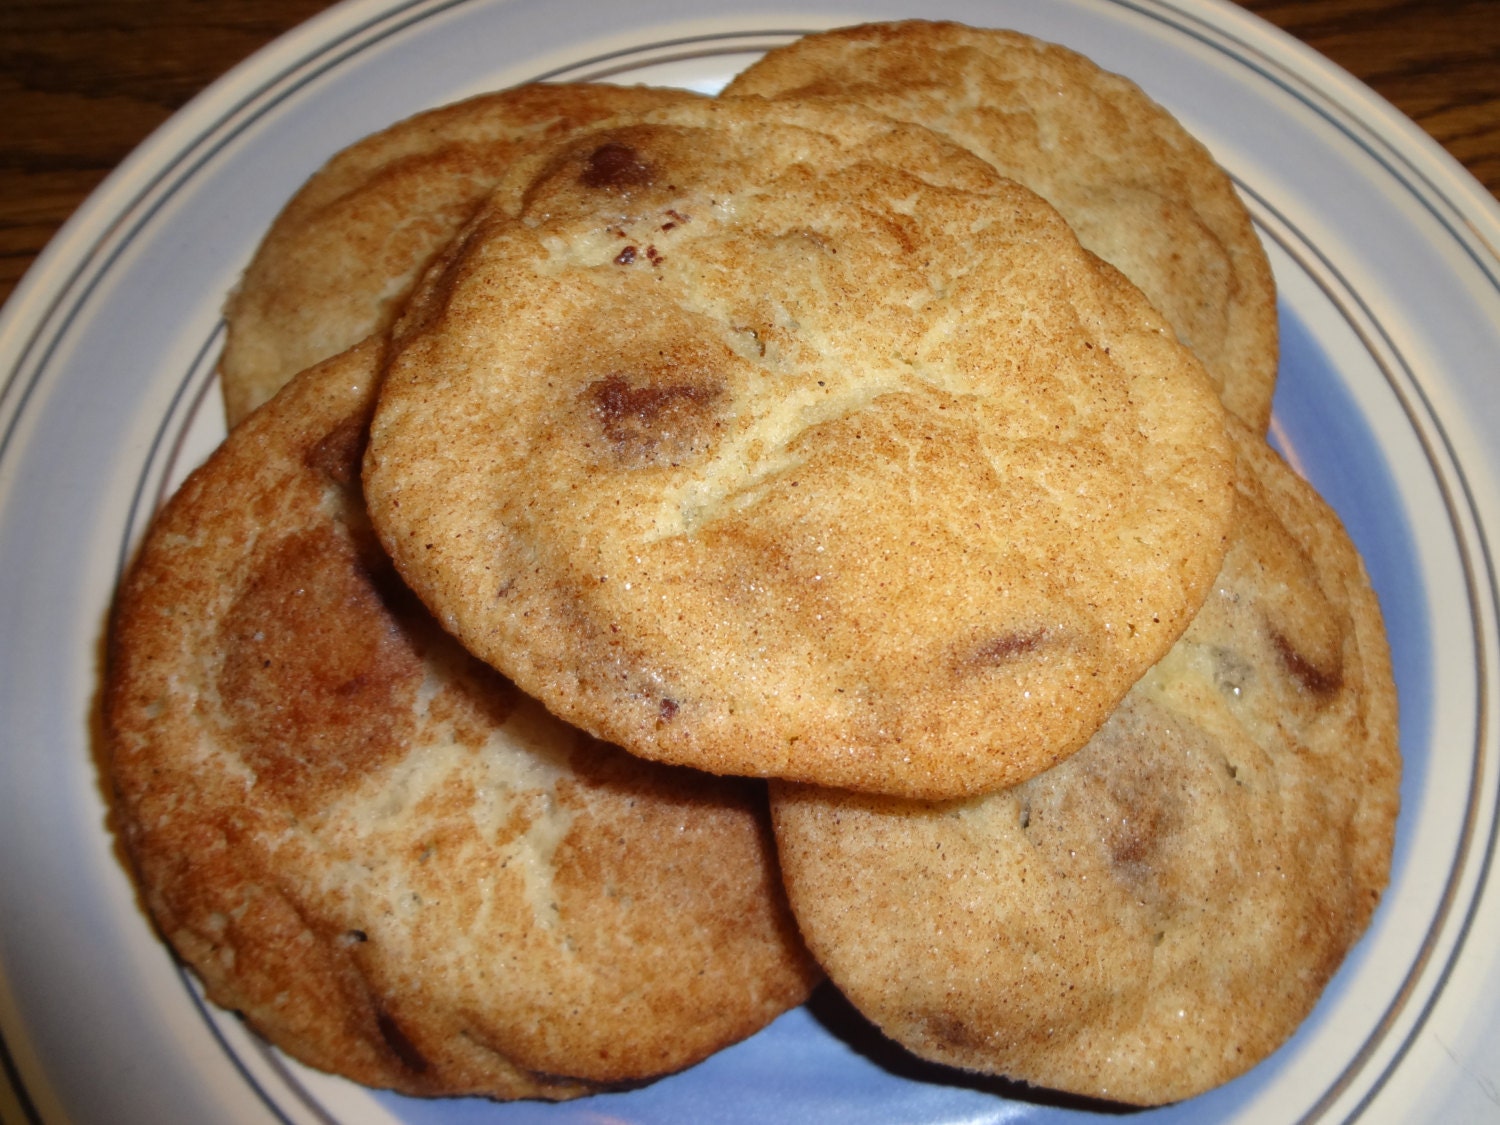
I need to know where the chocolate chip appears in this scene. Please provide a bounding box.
[580,142,654,191]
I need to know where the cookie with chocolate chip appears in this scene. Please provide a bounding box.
[219,81,704,426]
[725,21,1280,431]
[363,96,1235,800]
[769,419,1399,1105]
[105,340,818,1099]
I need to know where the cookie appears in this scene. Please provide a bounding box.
[363,96,1235,800]
[769,420,1399,1105]
[218,82,704,426]
[104,339,818,1099]
[724,21,1280,431]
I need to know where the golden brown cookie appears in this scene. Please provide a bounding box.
[218,82,705,426]
[770,420,1399,1105]
[364,96,1235,800]
[724,21,1280,431]
[105,340,818,1100]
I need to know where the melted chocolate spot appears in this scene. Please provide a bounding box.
[658,698,679,722]
[970,629,1048,665]
[583,372,722,464]
[580,142,654,191]
[1272,631,1343,697]
[614,245,637,265]
[589,376,715,435]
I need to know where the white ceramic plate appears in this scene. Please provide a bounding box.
[3,0,1498,1121]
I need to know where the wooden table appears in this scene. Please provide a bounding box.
[2,0,1497,312]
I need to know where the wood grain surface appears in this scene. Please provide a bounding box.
[1,0,1497,312]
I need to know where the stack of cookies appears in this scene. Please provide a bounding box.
[104,20,1399,1108]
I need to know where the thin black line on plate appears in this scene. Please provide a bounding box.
[0,1028,45,1125]
[1243,176,1499,1124]
[0,0,451,485]
[1129,0,1500,301]
[112,323,224,583]
[178,970,306,1125]
[249,1032,348,1125]
[529,30,809,83]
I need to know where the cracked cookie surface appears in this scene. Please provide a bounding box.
[363,96,1236,799]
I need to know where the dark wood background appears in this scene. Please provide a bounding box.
[2,0,1497,312]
